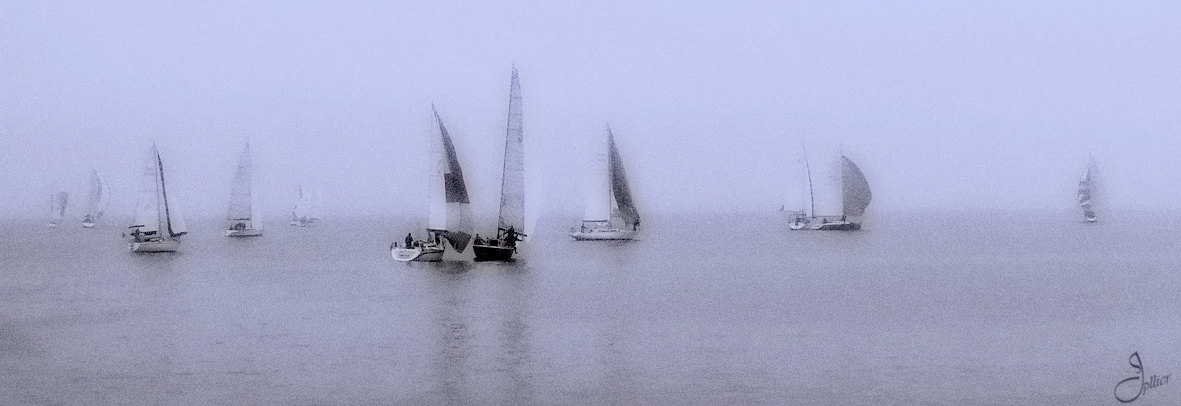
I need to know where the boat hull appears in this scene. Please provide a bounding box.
[224,228,264,237]
[391,245,444,262]
[570,229,637,241]
[472,243,515,261]
[812,221,861,231]
[82,222,95,228]
[129,240,179,252]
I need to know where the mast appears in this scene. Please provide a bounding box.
[157,147,172,239]
[803,145,815,218]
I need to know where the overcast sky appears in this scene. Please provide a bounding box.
[2,1,1179,220]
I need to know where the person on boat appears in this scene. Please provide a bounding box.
[404,233,413,248]
[503,227,519,250]
[232,222,246,231]
[474,234,484,245]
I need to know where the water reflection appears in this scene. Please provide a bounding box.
[495,262,535,404]
[427,263,473,405]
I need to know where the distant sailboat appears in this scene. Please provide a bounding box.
[789,151,872,231]
[82,169,109,228]
[570,125,640,240]
[391,106,474,262]
[473,68,526,261]
[1078,155,1102,223]
[47,191,68,227]
[127,143,187,252]
[289,185,321,227]
[224,143,263,237]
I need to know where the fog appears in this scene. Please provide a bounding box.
[2,1,1179,220]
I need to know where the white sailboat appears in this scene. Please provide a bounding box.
[82,169,109,228]
[224,143,263,237]
[391,106,475,262]
[289,185,321,227]
[473,68,526,261]
[570,125,640,240]
[789,151,872,231]
[1078,155,1102,223]
[127,143,188,252]
[47,191,68,227]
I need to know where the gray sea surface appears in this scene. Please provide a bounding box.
[2,211,1180,405]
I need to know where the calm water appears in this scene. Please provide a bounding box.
[2,211,1180,405]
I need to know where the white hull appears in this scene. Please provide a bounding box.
[129,240,179,252]
[391,245,444,262]
[570,228,637,241]
[224,228,264,237]
[82,222,95,228]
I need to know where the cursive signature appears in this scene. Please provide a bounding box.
[1115,352,1171,403]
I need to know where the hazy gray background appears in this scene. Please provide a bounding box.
[2,1,1179,220]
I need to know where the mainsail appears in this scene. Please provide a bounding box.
[496,68,526,236]
[133,144,187,238]
[840,155,872,217]
[227,143,258,229]
[607,127,640,229]
[582,133,612,224]
[86,169,109,222]
[427,107,474,252]
[50,192,68,222]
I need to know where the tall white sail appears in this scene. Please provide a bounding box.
[427,107,473,252]
[840,155,872,217]
[133,146,163,235]
[226,143,258,229]
[133,144,186,238]
[86,169,109,222]
[497,68,526,235]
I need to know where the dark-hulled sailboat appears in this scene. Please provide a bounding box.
[474,68,526,261]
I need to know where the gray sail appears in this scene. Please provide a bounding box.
[428,110,473,252]
[86,169,109,221]
[840,155,871,217]
[607,128,639,228]
[51,192,68,221]
[497,68,525,234]
[1078,157,1099,220]
[226,143,254,225]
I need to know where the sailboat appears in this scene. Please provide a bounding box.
[289,185,321,227]
[391,106,474,262]
[785,147,816,230]
[82,169,109,228]
[224,143,263,237]
[1078,155,1102,223]
[47,192,68,227]
[127,143,188,252]
[473,68,526,261]
[570,125,640,240]
[789,151,872,231]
